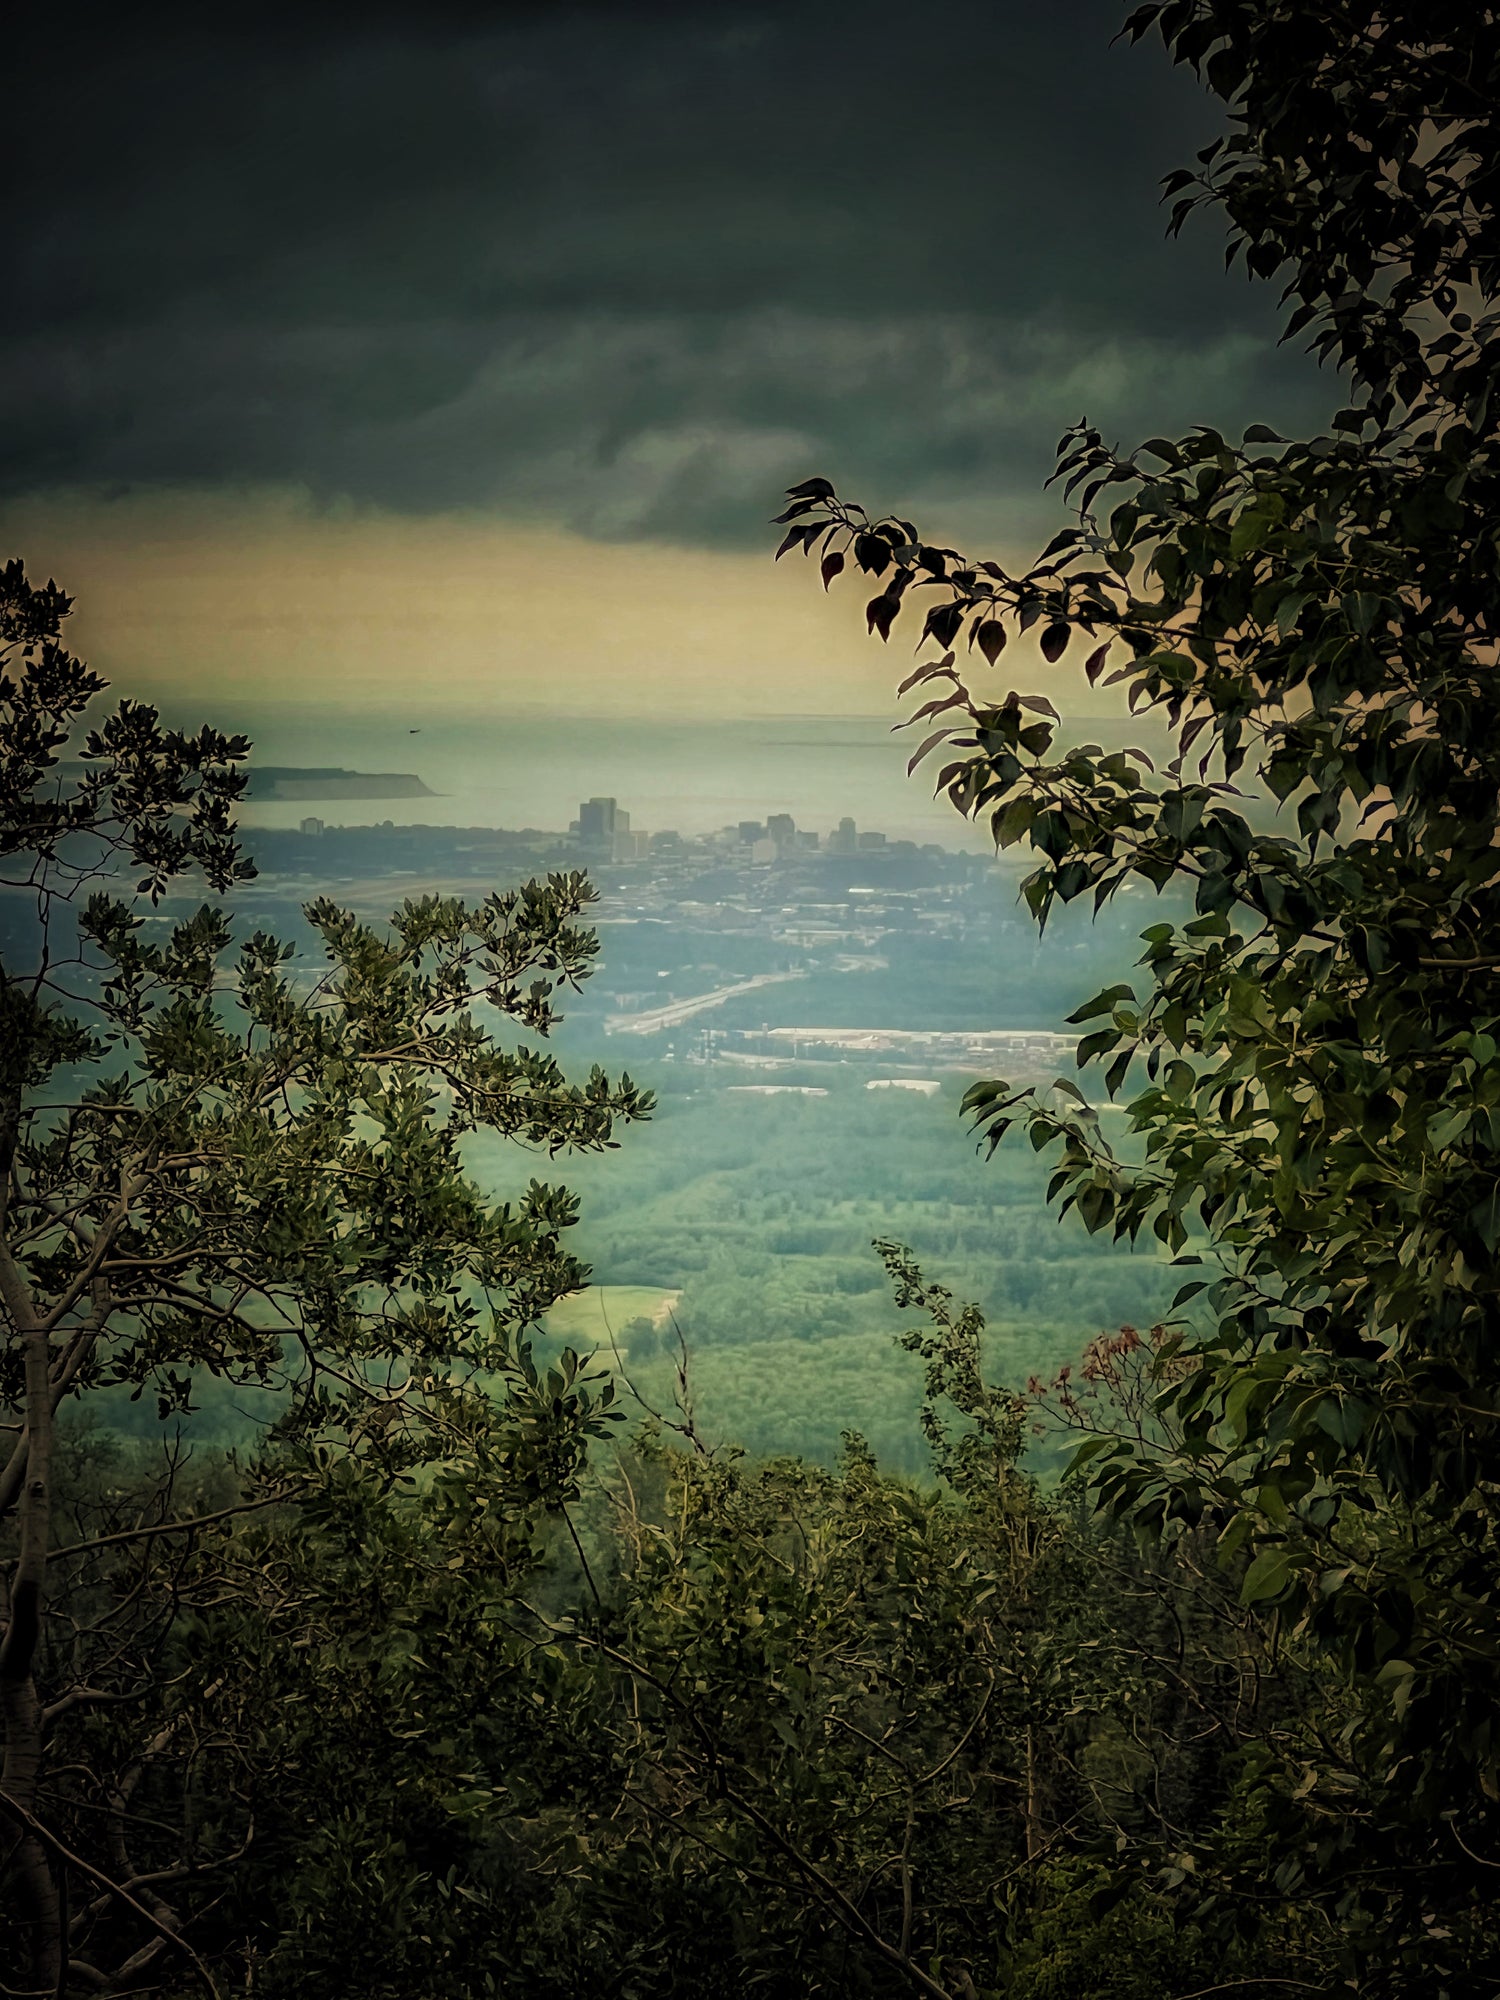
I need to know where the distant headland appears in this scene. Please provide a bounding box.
[243,767,436,801]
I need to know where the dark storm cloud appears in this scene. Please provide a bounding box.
[7,0,1333,547]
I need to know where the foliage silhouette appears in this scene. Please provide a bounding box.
[0,561,650,1990]
[777,0,1500,1985]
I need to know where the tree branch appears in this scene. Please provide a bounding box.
[0,1784,222,2000]
[32,1489,300,1570]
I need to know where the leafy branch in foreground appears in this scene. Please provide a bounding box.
[778,0,1500,1985]
[0,560,651,1993]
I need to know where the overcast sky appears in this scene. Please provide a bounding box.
[7,0,1335,721]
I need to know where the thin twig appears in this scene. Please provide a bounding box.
[0,1786,222,1999]
[35,1489,300,1569]
[1168,1981,1326,1998]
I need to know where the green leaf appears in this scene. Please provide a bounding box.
[1066,984,1136,1024]
[1241,1547,1293,1605]
[1274,591,1312,636]
[1230,509,1274,557]
[1314,1395,1369,1448]
[1427,1106,1471,1150]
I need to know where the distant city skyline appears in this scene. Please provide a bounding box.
[555,793,933,862]
[217,712,1007,850]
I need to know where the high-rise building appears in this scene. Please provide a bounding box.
[738,820,766,845]
[613,812,645,861]
[766,812,796,850]
[299,816,324,837]
[578,797,618,848]
[828,816,857,855]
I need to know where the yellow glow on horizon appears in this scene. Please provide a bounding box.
[2,487,1097,721]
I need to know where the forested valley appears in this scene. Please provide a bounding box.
[6,4,1500,1996]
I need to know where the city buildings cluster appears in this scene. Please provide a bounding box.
[570,797,904,866]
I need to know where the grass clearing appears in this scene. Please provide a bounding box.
[544,1284,682,1349]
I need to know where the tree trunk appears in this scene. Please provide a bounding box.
[0,1292,61,1992]
[1024,1722,1041,1862]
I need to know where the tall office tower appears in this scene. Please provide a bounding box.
[828,816,857,855]
[766,812,796,850]
[578,796,618,848]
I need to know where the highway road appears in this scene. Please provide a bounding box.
[604,969,807,1034]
